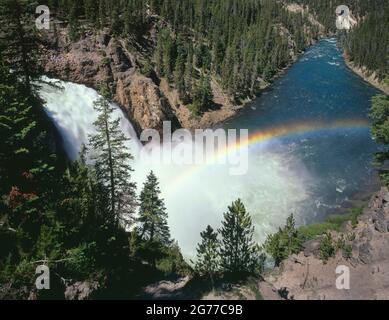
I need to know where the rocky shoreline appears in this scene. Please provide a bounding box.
[344,56,389,95]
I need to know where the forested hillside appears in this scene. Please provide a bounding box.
[41,0,323,109]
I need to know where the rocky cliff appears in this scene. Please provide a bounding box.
[41,24,237,135]
[42,26,179,134]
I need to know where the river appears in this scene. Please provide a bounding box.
[40,38,380,257]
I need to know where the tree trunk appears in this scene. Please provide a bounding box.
[104,108,116,222]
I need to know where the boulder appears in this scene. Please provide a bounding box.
[303,239,321,257]
[358,242,373,264]
[372,213,387,233]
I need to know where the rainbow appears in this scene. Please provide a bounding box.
[166,118,370,194]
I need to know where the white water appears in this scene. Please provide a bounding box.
[40,78,315,258]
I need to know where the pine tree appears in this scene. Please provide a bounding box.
[137,171,171,245]
[88,88,137,228]
[68,2,81,41]
[369,94,389,183]
[111,4,123,36]
[162,32,175,82]
[263,214,302,266]
[219,199,264,277]
[174,34,187,99]
[0,0,43,93]
[84,0,98,25]
[194,225,220,288]
[0,59,36,195]
[192,74,213,114]
[98,0,106,29]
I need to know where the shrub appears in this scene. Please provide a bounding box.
[101,57,111,66]
[65,243,97,278]
[319,233,335,262]
[298,207,363,240]
[264,214,303,266]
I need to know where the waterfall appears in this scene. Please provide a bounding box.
[39,77,141,160]
[40,78,313,258]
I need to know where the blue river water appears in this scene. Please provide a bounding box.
[224,38,381,223]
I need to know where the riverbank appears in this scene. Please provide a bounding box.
[344,56,389,95]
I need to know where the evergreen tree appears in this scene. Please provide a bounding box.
[88,88,137,228]
[137,171,171,245]
[68,2,81,41]
[263,214,302,266]
[369,94,389,183]
[192,74,213,114]
[84,0,98,25]
[219,199,264,277]
[174,34,187,99]
[194,225,220,288]
[0,0,43,93]
[111,4,123,36]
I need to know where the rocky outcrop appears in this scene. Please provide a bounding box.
[117,74,180,133]
[42,26,180,135]
[41,25,240,135]
[260,187,389,300]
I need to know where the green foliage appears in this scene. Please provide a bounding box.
[263,214,302,266]
[298,207,363,240]
[68,2,82,41]
[319,232,335,262]
[156,241,191,276]
[11,259,36,287]
[369,94,389,183]
[284,0,388,81]
[344,3,389,80]
[46,0,387,103]
[101,57,111,66]
[370,95,389,144]
[334,234,353,259]
[0,0,43,93]
[88,89,137,227]
[0,4,190,298]
[194,225,220,287]
[219,199,265,277]
[192,75,214,115]
[140,61,154,78]
[137,171,171,245]
[68,0,319,103]
[342,244,353,260]
[66,243,97,278]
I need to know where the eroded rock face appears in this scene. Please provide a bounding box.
[42,27,180,135]
[303,239,321,257]
[117,74,180,134]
